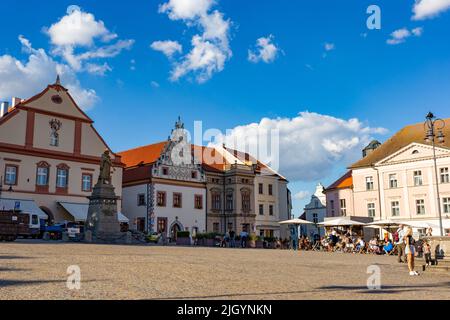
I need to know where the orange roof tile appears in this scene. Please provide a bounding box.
[118,142,167,168]
[326,171,353,190]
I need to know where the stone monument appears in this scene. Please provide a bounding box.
[85,150,128,243]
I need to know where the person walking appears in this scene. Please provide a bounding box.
[423,240,432,266]
[394,224,406,263]
[405,226,419,276]
[229,229,236,248]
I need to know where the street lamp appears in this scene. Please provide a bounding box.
[424,112,446,237]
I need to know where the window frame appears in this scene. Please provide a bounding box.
[4,164,18,186]
[268,184,273,196]
[391,201,400,217]
[55,164,70,190]
[366,176,374,191]
[173,192,183,208]
[413,170,423,186]
[443,197,450,214]
[81,173,93,192]
[416,199,426,215]
[258,183,264,195]
[367,202,376,218]
[137,194,146,207]
[389,174,398,189]
[441,167,449,184]
[194,194,203,210]
[259,204,264,215]
[156,191,167,207]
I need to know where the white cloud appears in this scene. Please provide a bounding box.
[151,81,160,88]
[215,112,387,182]
[293,191,310,201]
[155,0,232,83]
[248,35,280,64]
[412,0,450,20]
[45,6,134,74]
[387,27,423,45]
[324,42,335,51]
[159,0,214,20]
[151,40,183,58]
[0,36,98,110]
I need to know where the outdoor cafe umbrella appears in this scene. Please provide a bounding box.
[317,218,365,227]
[279,218,314,225]
[365,219,408,229]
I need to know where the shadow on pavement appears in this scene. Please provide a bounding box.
[319,282,450,294]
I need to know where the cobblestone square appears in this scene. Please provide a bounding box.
[0,241,449,300]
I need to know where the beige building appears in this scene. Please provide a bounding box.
[325,120,450,235]
[0,78,124,224]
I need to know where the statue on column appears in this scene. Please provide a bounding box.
[99,150,112,184]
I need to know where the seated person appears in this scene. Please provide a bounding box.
[355,238,366,253]
[383,240,394,254]
[369,237,380,254]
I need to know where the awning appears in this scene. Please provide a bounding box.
[0,198,48,219]
[318,217,366,227]
[279,218,314,225]
[58,202,129,223]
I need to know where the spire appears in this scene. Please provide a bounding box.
[55,74,61,86]
[175,116,184,129]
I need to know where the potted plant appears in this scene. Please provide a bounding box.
[249,233,257,248]
[256,236,264,249]
[176,231,191,246]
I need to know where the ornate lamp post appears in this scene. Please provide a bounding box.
[424,112,445,236]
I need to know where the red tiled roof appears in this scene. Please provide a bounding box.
[118,142,167,168]
[326,171,353,191]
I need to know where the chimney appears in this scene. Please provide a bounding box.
[11,97,22,108]
[0,101,9,117]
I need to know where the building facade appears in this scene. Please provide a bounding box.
[120,119,206,238]
[300,183,326,238]
[325,119,450,235]
[119,121,291,238]
[0,79,124,224]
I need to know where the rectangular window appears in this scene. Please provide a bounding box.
[226,193,233,211]
[313,213,318,224]
[212,193,221,210]
[242,192,251,212]
[191,171,198,179]
[340,199,347,216]
[173,193,182,208]
[157,191,166,207]
[162,167,168,175]
[443,198,450,214]
[258,183,263,194]
[157,217,167,234]
[414,171,423,186]
[4,165,18,185]
[389,174,398,189]
[195,195,203,209]
[36,167,49,186]
[442,198,450,213]
[441,168,449,184]
[391,201,400,217]
[268,184,273,196]
[269,205,274,216]
[367,203,376,218]
[213,223,220,233]
[56,168,68,188]
[259,204,264,215]
[137,194,146,207]
[416,199,426,215]
[366,177,374,191]
[81,174,92,192]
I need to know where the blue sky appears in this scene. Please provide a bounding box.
[1,0,450,215]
